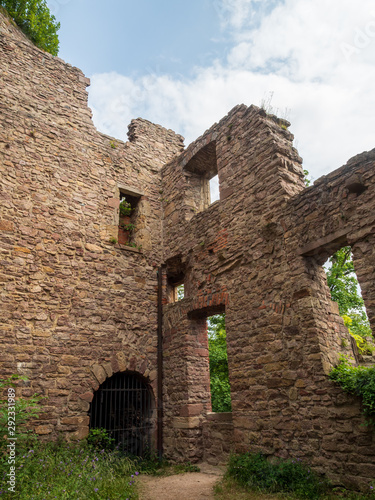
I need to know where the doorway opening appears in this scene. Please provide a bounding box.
[324,246,373,355]
[207,313,232,412]
[89,371,154,457]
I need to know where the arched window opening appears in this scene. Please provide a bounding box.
[89,371,154,457]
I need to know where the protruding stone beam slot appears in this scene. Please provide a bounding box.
[345,175,367,196]
[183,141,219,211]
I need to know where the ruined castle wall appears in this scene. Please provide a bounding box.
[287,150,375,332]
[1,7,375,488]
[161,104,375,489]
[0,10,183,439]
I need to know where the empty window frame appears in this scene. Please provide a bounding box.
[184,141,219,212]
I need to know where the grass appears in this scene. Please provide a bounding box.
[215,477,375,500]
[134,454,200,477]
[227,452,327,499]
[0,438,139,499]
[221,452,375,500]
[214,477,292,499]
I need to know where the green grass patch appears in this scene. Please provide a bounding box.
[214,476,288,499]
[226,452,328,499]
[215,477,375,500]
[133,453,200,476]
[0,439,139,499]
[224,452,375,499]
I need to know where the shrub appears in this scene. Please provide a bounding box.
[227,452,328,499]
[119,198,132,217]
[86,427,115,451]
[329,357,375,426]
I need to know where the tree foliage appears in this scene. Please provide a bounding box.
[0,0,60,55]
[326,246,372,339]
[208,314,232,412]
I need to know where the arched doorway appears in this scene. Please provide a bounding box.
[89,371,154,457]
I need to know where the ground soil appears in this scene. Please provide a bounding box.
[138,463,224,500]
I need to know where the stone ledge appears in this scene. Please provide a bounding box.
[172,417,201,429]
[115,244,142,254]
[206,412,233,423]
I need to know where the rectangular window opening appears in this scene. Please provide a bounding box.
[172,283,184,302]
[168,280,184,303]
[209,174,220,205]
[118,191,140,247]
[324,245,374,357]
[183,141,219,212]
[207,313,232,412]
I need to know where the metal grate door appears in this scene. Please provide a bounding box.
[89,371,153,457]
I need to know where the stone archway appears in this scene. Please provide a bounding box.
[89,371,155,456]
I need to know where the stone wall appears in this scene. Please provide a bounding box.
[203,412,234,465]
[160,105,375,489]
[0,10,183,440]
[1,8,375,490]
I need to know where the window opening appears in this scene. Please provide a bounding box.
[118,192,140,246]
[207,313,232,412]
[165,255,185,303]
[176,284,184,300]
[209,174,220,204]
[170,282,184,303]
[324,246,374,356]
[89,371,153,457]
[184,141,219,212]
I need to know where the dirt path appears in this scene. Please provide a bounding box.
[138,463,224,500]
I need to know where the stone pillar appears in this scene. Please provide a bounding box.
[162,304,211,462]
[351,235,375,333]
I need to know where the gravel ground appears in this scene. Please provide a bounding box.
[138,463,224,500]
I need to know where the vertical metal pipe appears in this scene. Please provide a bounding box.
[157,267,164,460]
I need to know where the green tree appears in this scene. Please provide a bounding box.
[0,0,60,55]
[208,314,232,412]
[326,246,372,339]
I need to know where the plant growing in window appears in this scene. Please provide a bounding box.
[119,198,132,217]
[118,197,133,245]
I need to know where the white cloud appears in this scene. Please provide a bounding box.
[217,0,280,30]
[88,0,375,182]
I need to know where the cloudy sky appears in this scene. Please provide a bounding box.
[51,0,375,181]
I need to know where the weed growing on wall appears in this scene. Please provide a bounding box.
[0,375,43,452]
[329,356,375,426]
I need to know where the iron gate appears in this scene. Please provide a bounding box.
[89,371,153,457]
